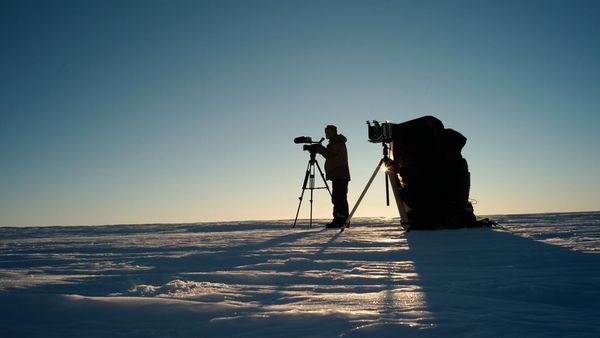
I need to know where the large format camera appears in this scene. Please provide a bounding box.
[294,136,324,153]
[367,120,393,143]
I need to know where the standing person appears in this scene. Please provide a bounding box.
[316,125,350,228]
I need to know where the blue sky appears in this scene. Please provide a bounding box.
[1,0,599,226]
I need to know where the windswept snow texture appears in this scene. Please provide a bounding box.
[1,212,599,337]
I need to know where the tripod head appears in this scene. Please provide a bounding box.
[307,148,318,162]
[381,142,390,158]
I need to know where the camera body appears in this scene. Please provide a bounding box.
[367,120,393,143]
[302,144,321,153]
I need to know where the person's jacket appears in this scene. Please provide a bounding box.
[317,134,350,181]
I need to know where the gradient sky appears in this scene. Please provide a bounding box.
[1,0,599,226]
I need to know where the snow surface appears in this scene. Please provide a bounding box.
[1,212,599,337]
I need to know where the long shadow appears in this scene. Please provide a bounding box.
[404,228,600,336]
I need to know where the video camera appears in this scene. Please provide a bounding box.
[294,136,325,153]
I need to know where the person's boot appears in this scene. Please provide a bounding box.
[325,218,345,228]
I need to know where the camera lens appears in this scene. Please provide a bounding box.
[294,136,312,144]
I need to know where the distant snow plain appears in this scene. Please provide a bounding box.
[1,212,599,337]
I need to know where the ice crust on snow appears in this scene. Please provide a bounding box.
[0,212,599,337]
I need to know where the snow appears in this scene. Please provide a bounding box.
[1,212,599,337]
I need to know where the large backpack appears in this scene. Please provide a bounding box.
[390,116,477,229]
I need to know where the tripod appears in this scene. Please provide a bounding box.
[342,142,409,232]
[293,150,332,228]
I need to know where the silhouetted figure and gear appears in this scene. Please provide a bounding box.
[294,116,493,232]
[347,116,493,231]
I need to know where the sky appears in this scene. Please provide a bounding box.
[1,0,599,226]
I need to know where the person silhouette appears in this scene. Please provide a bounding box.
[315,125,350,228]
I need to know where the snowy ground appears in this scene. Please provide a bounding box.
[1,212,599,337]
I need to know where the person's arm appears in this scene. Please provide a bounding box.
[313,144,326,157]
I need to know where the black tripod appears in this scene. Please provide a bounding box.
[342,142,409,232]
[293,150,332,228]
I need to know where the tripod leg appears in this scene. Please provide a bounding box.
[385,168,390,206]
[343,159,385,230]
[293,162,312,228]
[385,163,410,228]
[314,160,332,197]
[309,162,315,228]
